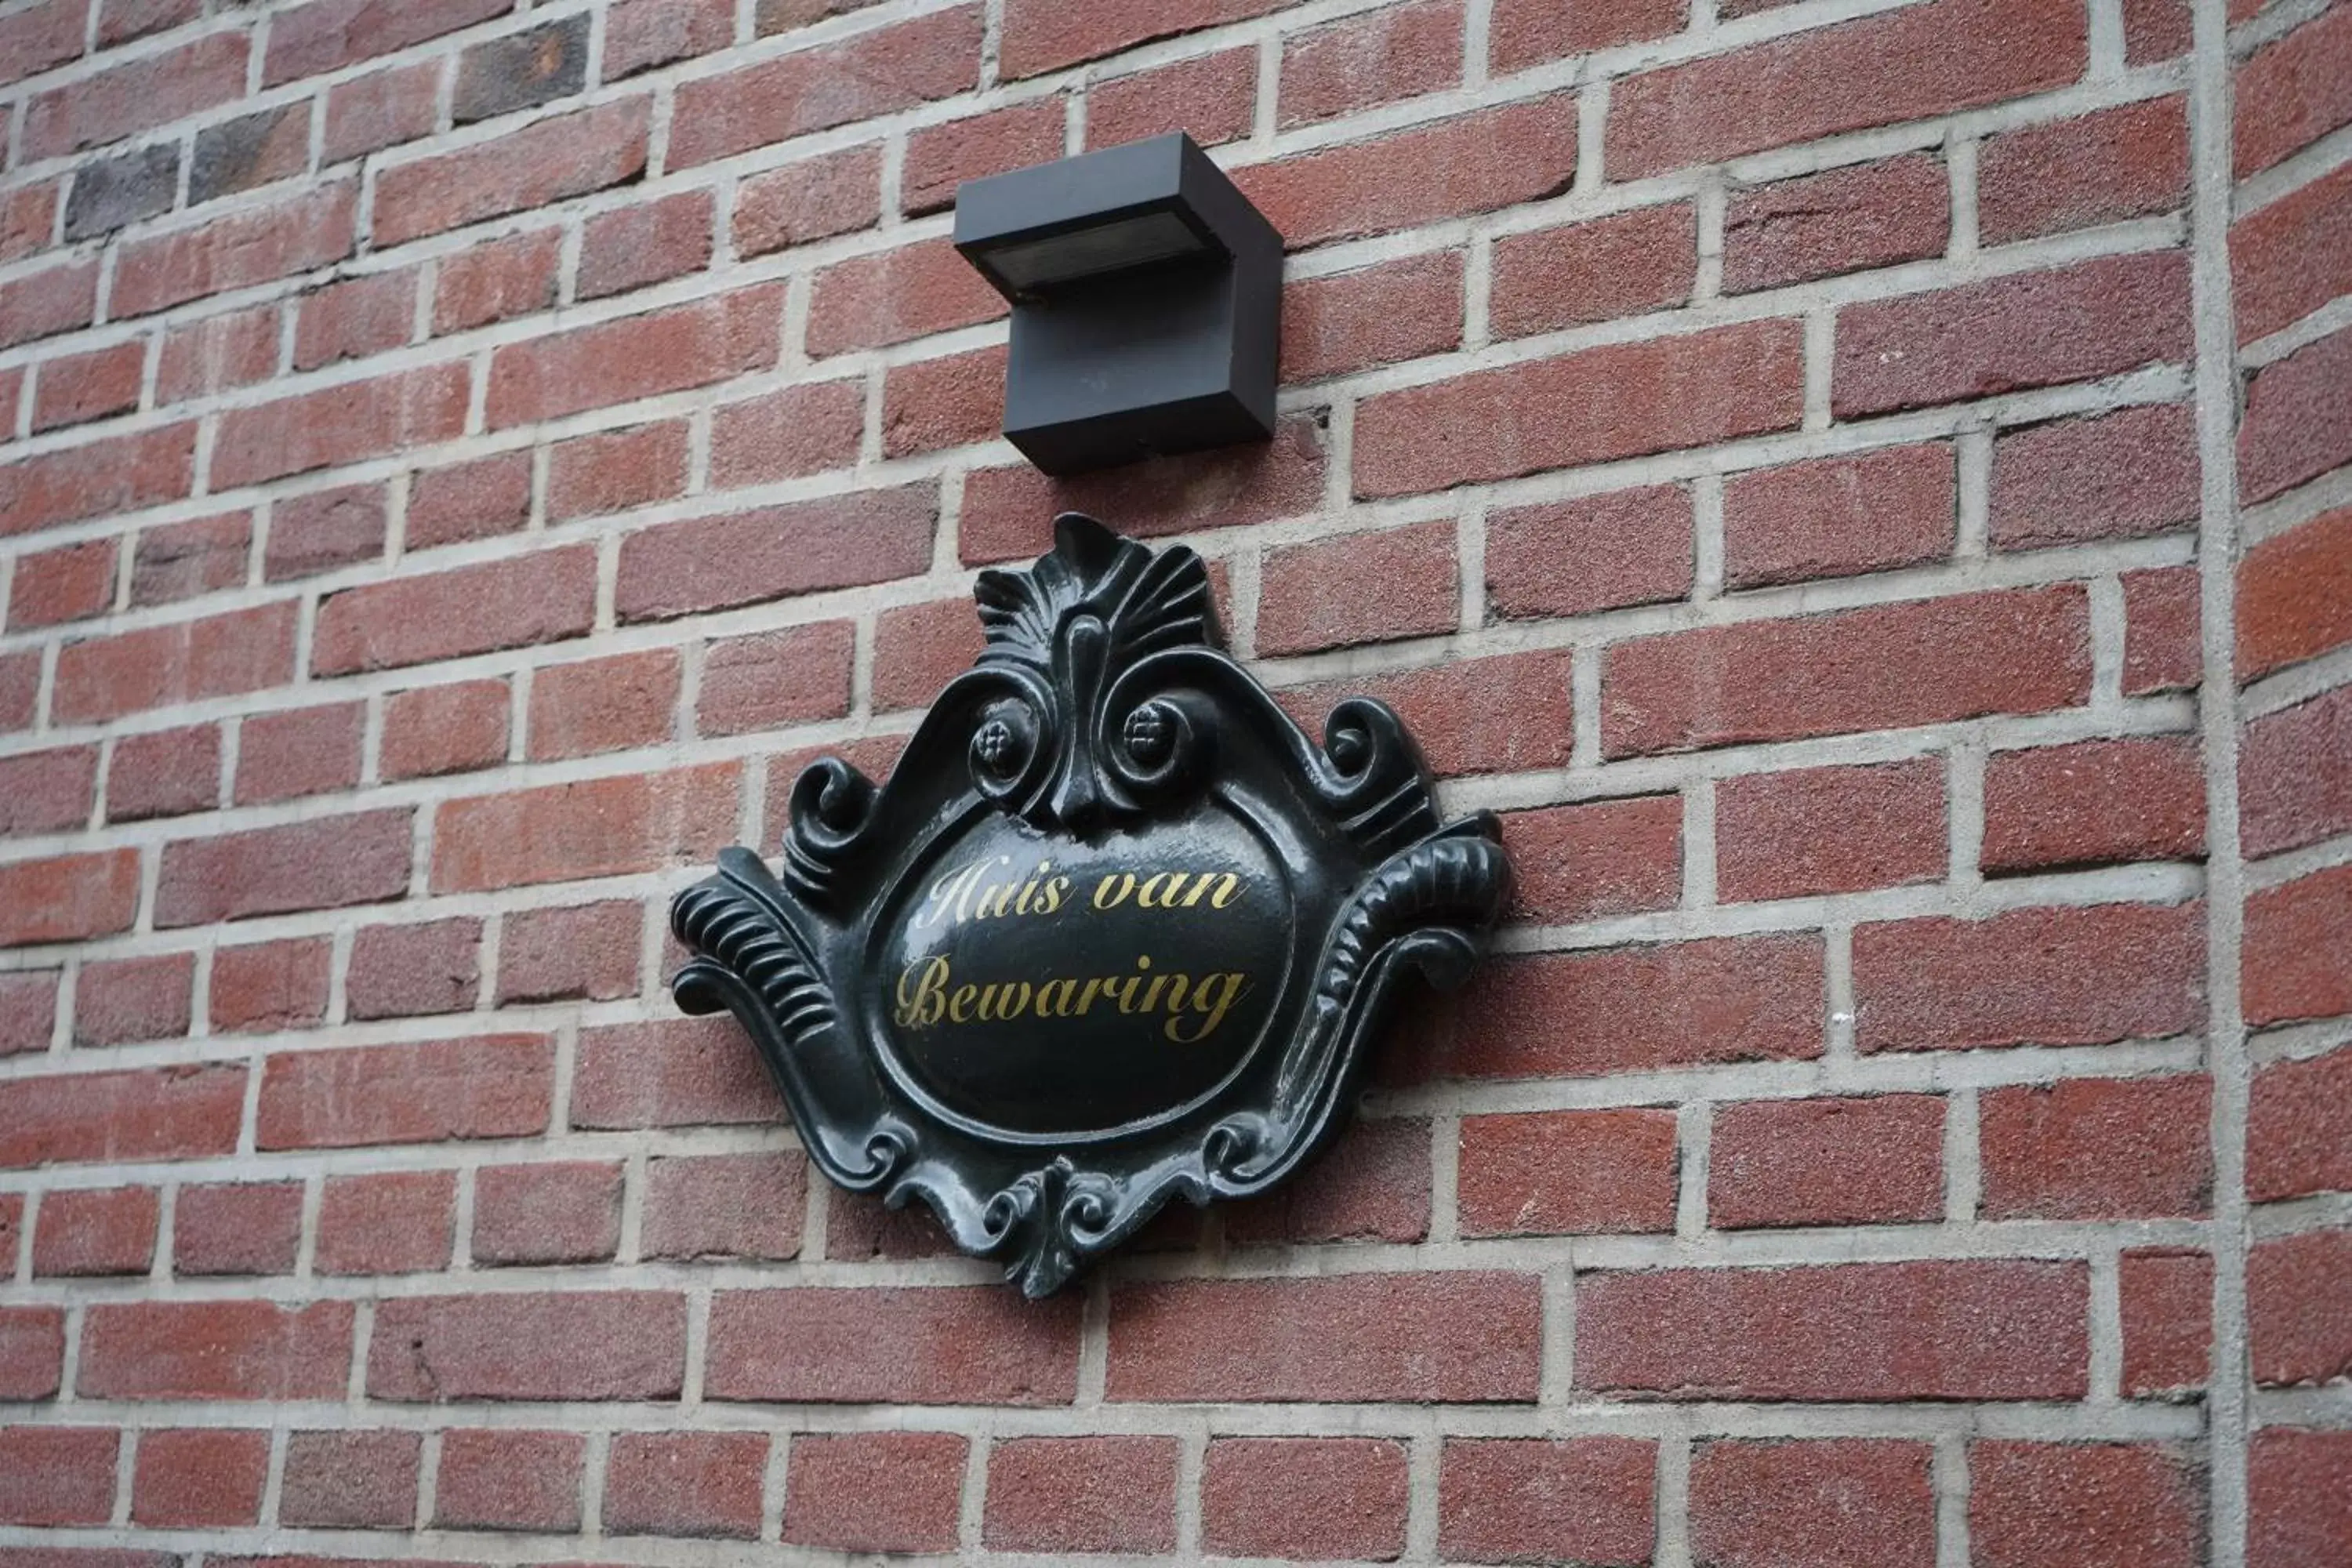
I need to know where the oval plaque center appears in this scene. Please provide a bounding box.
[874,810,1288,1137]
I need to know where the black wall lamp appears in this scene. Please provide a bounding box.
[953,132,1283,475]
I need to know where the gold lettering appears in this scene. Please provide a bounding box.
[1036,977,1079,1016]
[1093,873,1134,911]
[1207,873,1242,909]
[1167,971,1248,1044]
[1136,871,1178,909]
[1036,875,1069,914]
[894,956,950,1027]
[948,983,978,1023]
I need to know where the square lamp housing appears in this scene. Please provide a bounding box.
[953,133,1283,476]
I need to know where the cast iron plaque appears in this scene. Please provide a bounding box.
[670,514,1508,1294]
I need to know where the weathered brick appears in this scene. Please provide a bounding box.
[325,60,441,163]
[783,1432,966,1552]
[431,227,562,334]
[209,939,330,1036]
[31,341,143,434]
[1500,794,1682,924]
[671,5,981,166]
[280,1429,420,1530]
[0,0,86,89]
[1490,0,1683,73]
[1725,443,1954,589]
[128,514,249,614]
[0,1428,119,1526]
[1979,1075,2212,1219]
[234,702,365,805]
[2238,324,2352,506]
[381,679,510,780]
[1723,154,1950,294]
[22,31,247,160]
[1280,250,1462,383]
[264,481,388,582]
[1980,96,2187,245]
[80,1300,353,1399]
[2238,503,2352,684]
[2250,1227,2352,1388]
[0,1308,64,1400]
[1711,1095,1945,1229]
[607,0,733,78]
[2233,160,2352,346]
[453,16,586,125]
[312,546,594,676]
[1486,484,1693,619]
[1203,1437,1410,1561]
[734,145,883,256]
[1604,586,2091,757]
[105,721,220,822]
[213,361,467,489]
[903,99,1065,216]
[806,237,1005,358]
[527,649,680,760]
[1000,0,1279,78]
[0,744,97,837]
[345,916,481,1020]
[265,0,511,86]
[1991,402,2201,550]
[1258,521,1457,655]
[258,1034,551,1149]
[696,621,855,735]
[710,1285,1080,1403]
[0,972,57,1057]
[74,953,192,1047]
[63,145,178,241]
[473,1160,622,1266]
[155,808,412,926]
[579,189,714,301]
[982,1436,1178,1555]
[9,539,115,630]
[1087,47,1256,149]
[430,764,739,891]
[375,98,649,245]
[0,851,143,947]
[1690,1439,1936,1568]
[316,1170,455,1276]
[1438,1438,1657,1566]
[1578,1259,2087,1399]
[546,420,690,521]
[1279,0,1461,128]
[113,183,357,319]
[2249,1045,2352,1203]
[1225,1116,1431,1247]
[708,379,863,488]
[33,1185,158,1276]
[131,1428,270,1527]
[1,423,195,539]
[434,1428,583,1533]
[172,1181,303,1276]
[2235,1,2352,177]
[1855,901,2204,1052]
[157,306,279,405]
[497,900,643,1004]
[1494,203,1696,338]
[488,285,778,427]
[368,1292,686,1401]
[0,259,97,351]
[1279,648,1572,778]
[617,487,935,622]
[2125,564,2203,695]
[1969,1442,2201,1568]
[191,105,311,207]
[643,1152,805,1261]
[2249,1428,2352,1566]
[1458,1109,1679,1236]
[2122,1247,2212,1397]
[292,270,416,372]
[572,1016,782,1130]
[1983,735,2205,874]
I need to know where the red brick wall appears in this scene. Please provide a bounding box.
[0,0,2344,1563]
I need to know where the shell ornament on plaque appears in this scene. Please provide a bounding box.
[669,513,1510,1295]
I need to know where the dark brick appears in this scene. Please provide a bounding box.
[63,144,179,241]
[190,106,310,206]
[454,16,590,125]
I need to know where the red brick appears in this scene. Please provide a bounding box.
[1991,402,2201,550]
[546,419,688,521]
[0,0,86,89]
[1000,0,1279,77]
[214,361,468,490]
[0,260,98,353]
[155,306,278,404]
[22,31,245,158]
[406,451,532,551]
[1087,47,1256,149]
[232,702,363,807]
[1272,648,1568,778]
[983,1436,1178,1554]
[0,1308,64,1400]
[1723,153,1950,295]
[733,144,882,256]
[9,539,115,630]
[1201,1438,1407,1561]
[902,99,1064,217]
[1719,757,1944,902]
[696,621,855,736]
[783,1432,965,1552]
[1359,318,1799,497]
[1500,794,1680,924]
[488,285,778,427]
[497,899,641,1004]
[80,1299,353,1399]
[1980,1075,2212,1219]
[708,379,862,488]
[31,340,143,434]
[375,98,649,245]
[0,184,56,264]
[1612,0,2082,178]
[2250,1228,2352,1388]
[1225,1115,1431,1247]
[368,1291,684,1402]
[1835,250,2189,417]
[324,60,441,163]
[2238,323,2352,506]
[33,1185,157,1276]
[2249,1044,2352,1203]
[113,184,356,320]
[172,1181,301,1276]
[2123,0,2191,61]
[131,1428,268,1527]
[1711,1094,1944,1229]
[264,482,389,583]
[259,1035,551,1149]
[579,189,715,301]
[430,763,738,891]
[1725,443,1954,589]
[74,953,192,1047]
[1581,1258,2087,1399]
[1970,1442,2201,1568]
[1438,1437,1657,1566]
[1279,0,1460,128]
[677,7,979,166]
[2236,2,2352,177]
[873,599,983,711]
[97,0,196,47]
[2234,160,2352,345]
[264,0,510,85]
[346,916,479,1019]
[1279,250,1461,382]
[0,1062,244,1167]
[316,1170,454,1276]
[618,488,933,622]
[0,423,195,539]
[0,744,97,837]
[2238,503,2352,683]
[292,270,415,372]
[1857,900,2203,1052]
[281,1430,419,1530]
[0,850,142,947]
[642,1152,804,1261]
[1493,203,1696,338]
[960,412,1327,561]
[1237,97,1576,250]
[1486,483,1691,620]
[806,237,1004,358]
[1490,0,1682,71]
[430,1430,583,1533]
[2125,564,2201,695]
[1691,1439,1936,1568]
[881,344,1004,456]
[606,0,732,78]
[2250,1428,2352,1566]
[1457,1108,1678,1236]
[2246,864,2352,1028]
[2122,1247,2212,1397]
[0,973,56,1057]
[312,546,593,675]
[2245,684,2352,863]
[209,939,332,1035]
[129,514,250,612]
[431,227,561,334]
[526,649,679,760]
[1981,97,2187,245]
[154,808,410,926]
[571,1015,782,1129]
[1984,735,2205,875]
[709,1285,1078,1403]
[1258,521,1457,655]
[0,1428,118,1526]
[381,679,508,780]
[1109,1272,1538,1402]
[1604,585,2090,757]
[470,1159,621,1266]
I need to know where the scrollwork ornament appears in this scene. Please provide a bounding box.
[670,514,1509,1295]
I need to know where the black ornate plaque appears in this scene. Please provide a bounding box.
[669,514,1509,1294]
